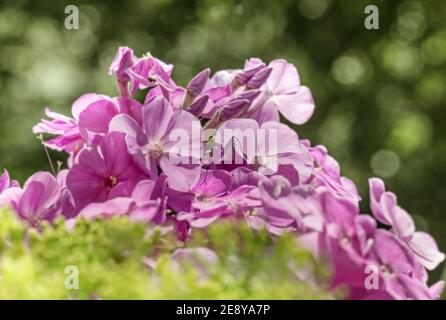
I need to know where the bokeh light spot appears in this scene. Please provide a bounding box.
[371,150,400,178]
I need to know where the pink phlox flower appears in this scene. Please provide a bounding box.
[66,132,148,213]
[109,95,203,192]
[247,59,315,125]
[0,172,61,227]
[369,178,445,270]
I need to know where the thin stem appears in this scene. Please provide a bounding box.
[37,134,56,176]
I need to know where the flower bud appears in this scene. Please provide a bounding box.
[221,99,250,121]
[187,95,209,117]
[187,68,211,97]
[246,67,272,89]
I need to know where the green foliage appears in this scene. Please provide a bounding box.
[0,209,333,299]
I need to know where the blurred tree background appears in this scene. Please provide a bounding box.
[0,0,445,278]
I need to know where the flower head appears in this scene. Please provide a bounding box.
[109,95,203,192]
[248,59,315,125]
[0,172,61,227]
[66,132,147,212]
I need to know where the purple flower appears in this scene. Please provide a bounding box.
[215,119,313,183]
[253,176,325,233]
[109,47,136,82]
[66,132,147,212]
[0,172,61,227]
[33,93,143,153]
[109,47,175,97]
[33,93,105,153]
[309,144,361,202]
[79,175,167,223]
[177,170,260,228]
[129,55,175,95]
[248,59,315,125]
[109,95,203,192]
[366,229,439,300]
[78,96,142,146]
[109,47,137,97]
[369,178,445,270]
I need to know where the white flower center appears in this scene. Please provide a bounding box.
[142,141,163,159]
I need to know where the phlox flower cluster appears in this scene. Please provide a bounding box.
[0,47,444,299]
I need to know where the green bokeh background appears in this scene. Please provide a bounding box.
[1,0,445,277]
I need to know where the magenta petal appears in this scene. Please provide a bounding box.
[396,275,433,300]
[389,206,415,240]
[260,121,300,155]
[162,109,203,160]
[80,197,135,220]
[108,181,136,198]
[131,180,155,204]
[78,98,118,133]
[67,168,106,210]
[267,59,300,92]
[72,93,105,120]
[373,230,414,274]
[18,172,60,222]
[100,132,135,175]
[0,169,11,194]
[246,67,272,89]
[109,114,147,149]
[275,87,315,125]
[142,96,174,141]
[187,95,209,117]
[160,156,200,192]
[192,170,232,198]
[408,232,445,270]
[0,187,23,210]
[187,68,210,96]
[67,149,107,209]
[109,47,135,78]
[129,200,160,223]
[250,103,280,125]
[429,281,445,299]
[114,97,143,124]
[23,172,60,209]
[320,191,358,229]
[78,147,106,175]
[190,216,220,228]
[369,178,387,222]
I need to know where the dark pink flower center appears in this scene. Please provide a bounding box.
[104,176,118,188]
